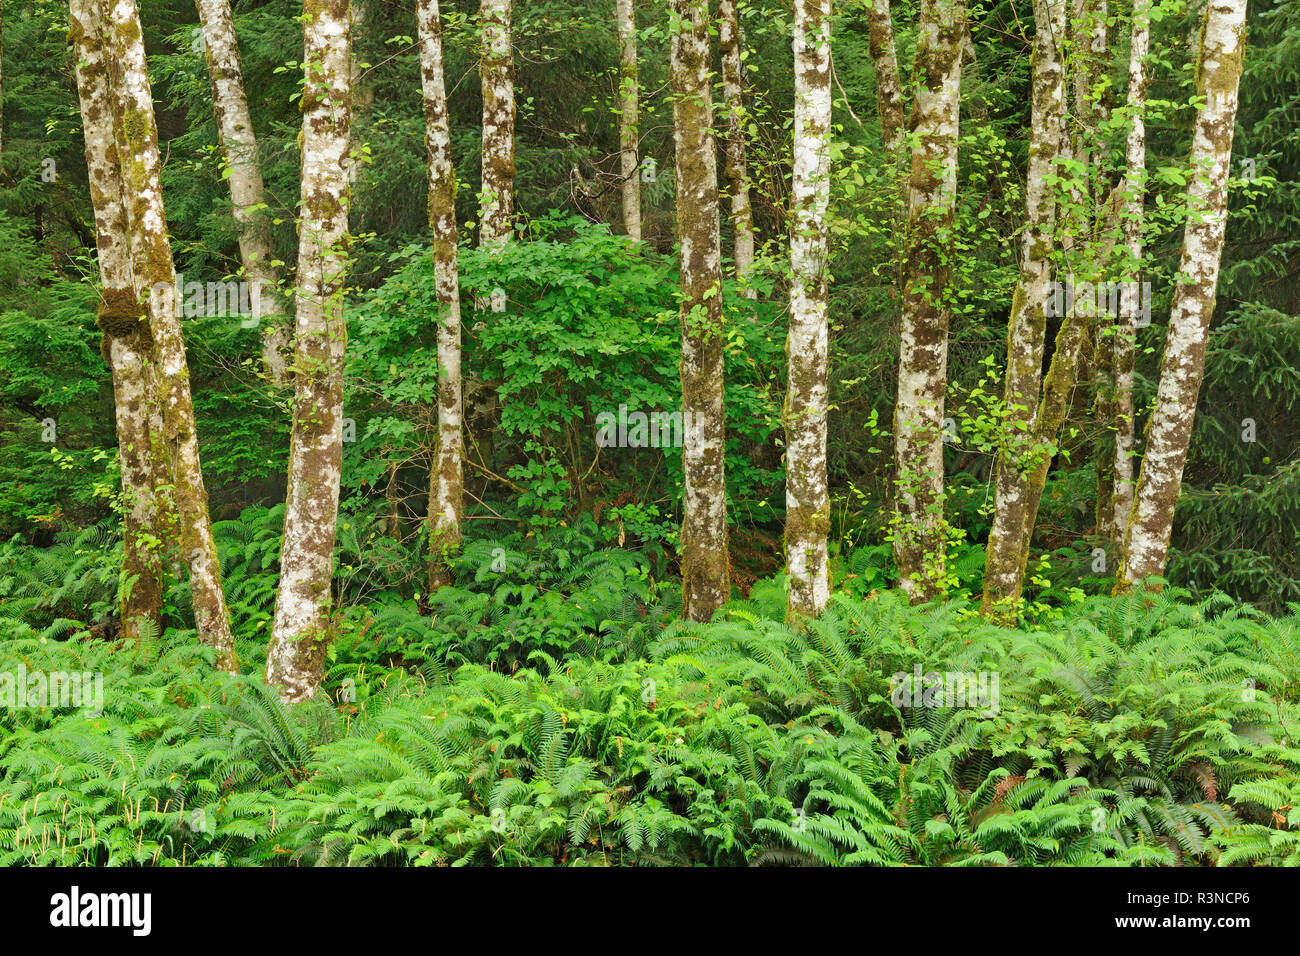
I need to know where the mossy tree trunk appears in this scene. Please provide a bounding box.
[1117,0,1247,591]
[616,0,641,241]
[670,0,728,621]
[719,0,754,295]
[478,0,514,251]
[105,0,237,669]
[266,0,352,702]
[865,0,904,153]
[785,0,832,618]
[890,0,964,603]
[195,0,290,384]
[70,0,162,643]
[417,0,463,594]
[980,0,1066,623]
[1101,0,1150,555]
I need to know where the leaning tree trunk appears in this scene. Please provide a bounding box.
[195,0,290,384]
[266,0,352,702]
[417,0,463,594]
[1103,0,1150,554]
[616,0,641,241]
[1117,0,1247,590]
[865,0,904,152]
[980,0,1066,623]
[719,0,754,295]
[105,0,237,669]
[785,0,832,618]
[1011,0,1115,584]
[70,0,162,643]
[890,0,964,604]
[478,0,515,251]
[670,0,728,620]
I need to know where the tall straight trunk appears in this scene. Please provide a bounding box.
[195,0,289,383]
[616,0,641,241]
[1117,0,1247,590]
[1103,0,1150,553]
[980,0,1066,622]
[670,0,728,620]
[891,0,964,603]
[865,0,904,152]
[417,0,463,594]
[719,0,754,294]
[70,0,162,642]
[266,0,352,702]
[478,0,515,250]
[785,0,832,617]
[1014,0,1113,576]
[105,0,237,669]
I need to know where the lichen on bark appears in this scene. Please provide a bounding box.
[671,0,729,621]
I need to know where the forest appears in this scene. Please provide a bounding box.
[0,0,1297,870]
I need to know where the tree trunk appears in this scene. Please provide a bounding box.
[266,0,352,702]
[670,0,728,621]
[865,0,904,152]
[194,0,290,384]
[105,0,237,670]
[719,0,754,295]
[980,0,1066,623]
[785,0,832,618]
[478,0,515,251]
[890,0,964,603]
[1117,0,1247,590]
[70,0,162,643]
[417,0,463,594]
[616,0,641,241]
[1103,0,1150,554]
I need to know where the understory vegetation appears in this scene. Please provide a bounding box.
[3,515,1298,866]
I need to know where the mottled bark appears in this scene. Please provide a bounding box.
[105,0,237,669]
[1104,0,1150,553]
[417,0,463,594]
[892,0,964,603]
[671,0,728,620]
[70,0,162,643]
[865,0,904,152]
[980,0,1066,622]
[719,0,754,294]
[266,0,352,702]
[478,0,514,250]
[785,0,832,618]
[195,0,290,383]
[1118,0,1246,590]
[616,0,641,241]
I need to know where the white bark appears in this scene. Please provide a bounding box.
[671,0,729,620]
[417,0,463,593]
[195,0,289,383]
[616,0,641,241]
[719,0,754,294]
[786,0,832,617]
[267,0,352,701]
[1119,0,1247,589]
[891,0,964,603]
[105,0,237,669]
[1109,0,1150,552]
[478,0,515,250]
[981,0,1067,620]
[71,0,162,642]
